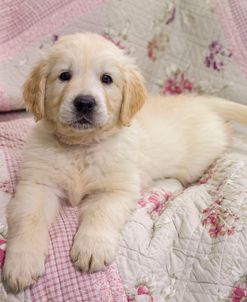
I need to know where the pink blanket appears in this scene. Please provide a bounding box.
[0,116,127,301]
[0,0,104,61]
[32,207,127,302]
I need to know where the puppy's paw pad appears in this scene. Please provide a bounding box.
[70,232,116,272]
[3,251,45,292]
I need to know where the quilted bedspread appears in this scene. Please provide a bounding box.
[0,116,247,302]
[118,128,247,302]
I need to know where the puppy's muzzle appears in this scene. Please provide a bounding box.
[73,95,96,115]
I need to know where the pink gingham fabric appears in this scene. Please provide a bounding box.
[0,0,104,61]
[0,116,34,194]
[0,115,127,302]
[31,207,127,302]
[214,1,247,78]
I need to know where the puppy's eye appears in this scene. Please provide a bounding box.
[101,74,113,84]
[59,71,72,81]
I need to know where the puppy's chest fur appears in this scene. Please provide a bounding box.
[55,143,114,206]
[29,126,137,206]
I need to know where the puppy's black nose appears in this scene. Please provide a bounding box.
[73,95,96,114]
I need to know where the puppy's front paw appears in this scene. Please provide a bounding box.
[70,229,117,272]
[3,249,46,292]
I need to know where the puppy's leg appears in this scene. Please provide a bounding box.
[71,189,139,272]
[3,182,60,292]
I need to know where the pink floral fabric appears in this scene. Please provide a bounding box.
[138,189,173,217]
[0,239,6,268]
[202,198,239,238]
[161,72,194,95]
[231,277,247,302]
[1,0,247,112]
[204,41,232,72]
[127,283,154,302]
[117,143,247,301]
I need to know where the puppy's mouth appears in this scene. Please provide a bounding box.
[70,115,94,130]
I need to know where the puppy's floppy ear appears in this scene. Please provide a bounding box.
[120,66,147,126]
[23,60,48,121]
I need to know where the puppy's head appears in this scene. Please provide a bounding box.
[23,33,146,141]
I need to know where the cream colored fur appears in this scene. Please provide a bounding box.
[3,33,247,292]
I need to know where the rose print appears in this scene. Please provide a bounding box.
[199,163,216,184]
[127,278,155,302]
[138,189,172,217]
[102,32,127,50]
[0,239,6,268]
[204,41,232,71]
[166,7,176,25]
[232,287,247,302]
[147,33,169,61]
[161,72,194,95]
[231,276,247,302]
[147,3,176,60]
[102,22,130,51]
[202,198,240,238]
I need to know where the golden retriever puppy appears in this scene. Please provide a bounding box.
[3,33,247,292]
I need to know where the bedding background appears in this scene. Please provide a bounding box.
[1,0,247,301]
[1,0,247,111]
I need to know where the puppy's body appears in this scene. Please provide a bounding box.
[138,95,227,185]
[3,33,247,292]
[22,94,231,201]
